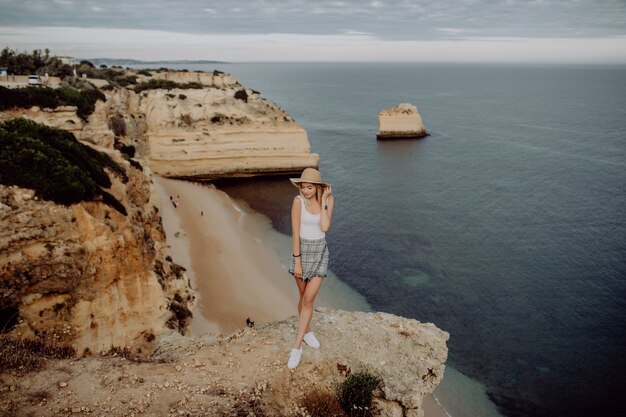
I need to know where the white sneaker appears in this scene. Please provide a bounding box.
[303,332,320,349]
[287,348,302,369]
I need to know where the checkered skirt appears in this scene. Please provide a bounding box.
[289,237,329,281]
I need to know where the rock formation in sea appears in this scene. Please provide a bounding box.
[377,103,429,140]
[2,308,449,417]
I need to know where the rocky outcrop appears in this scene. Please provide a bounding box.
[377,103,428,140]
[147,70,240,88]
[0,106,84,137]
[141,87,317,180]
[0,157,194,356]
[1,308,449,417]
[4,70,319,179]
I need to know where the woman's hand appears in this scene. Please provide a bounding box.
[322,185,332,201]
[294,258,303,280]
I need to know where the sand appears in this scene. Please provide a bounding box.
[154,176,298,336]
[153,176,450,417]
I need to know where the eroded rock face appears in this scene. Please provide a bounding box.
[1,70,319,179]
[377,103,428,140]
[0,106,84,137]
[0,159,194,356]
[139,85,318,180]
[2,308,449,417]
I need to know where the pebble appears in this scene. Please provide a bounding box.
[58,382,68,388]
[175,365,182,372]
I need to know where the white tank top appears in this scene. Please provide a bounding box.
[297,195,325,239]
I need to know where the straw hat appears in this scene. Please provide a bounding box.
[289,168,330,188]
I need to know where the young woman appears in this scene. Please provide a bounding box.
[287,168,334,369]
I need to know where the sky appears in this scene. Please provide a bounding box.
[1,0,626,63]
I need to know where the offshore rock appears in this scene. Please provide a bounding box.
[377,103,429,140]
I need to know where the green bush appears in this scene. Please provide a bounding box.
[234,89,248,102]
[0,86,105,121]
[0,118,127,214]
[56,87,105,120]
[132,79,205,93]
[336,371,382,417]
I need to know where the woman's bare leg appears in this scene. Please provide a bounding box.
[293,276,323,349]
[294,276,312,334]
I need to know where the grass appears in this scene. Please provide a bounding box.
[301,389,347,417]
[0,333,75,373]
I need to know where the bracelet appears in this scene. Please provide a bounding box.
[293,253,301,257]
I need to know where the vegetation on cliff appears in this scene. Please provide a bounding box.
[132,79,205,93]
[0,118,127,214]
[0,47,73,77]
[0,86,105,121]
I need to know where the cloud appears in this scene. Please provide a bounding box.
[1,25,625,64]
[0,0,625,62]
[0,0,624,40]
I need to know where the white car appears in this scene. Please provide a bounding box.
[28,75,42,85]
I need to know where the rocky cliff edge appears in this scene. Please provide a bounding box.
[1,308,448,417]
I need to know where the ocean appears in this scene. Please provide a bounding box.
[150,62,626,417]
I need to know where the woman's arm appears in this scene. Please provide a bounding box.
[291,196,302,256]
[320,189,334,232]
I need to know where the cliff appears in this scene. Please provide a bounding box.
[0,70,318,179]
[0,70,449,416]
[1,308,449,417]
[377,103,428,140]
[0,156,194,355]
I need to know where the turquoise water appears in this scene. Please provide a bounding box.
[153,63,626,417]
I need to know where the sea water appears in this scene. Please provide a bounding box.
[148,62,626,417]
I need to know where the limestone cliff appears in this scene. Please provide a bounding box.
[1,70,319,179]
[0,157,194,355]
[141,87,317,180]
[377,103,428,140]
[1,308,449,417]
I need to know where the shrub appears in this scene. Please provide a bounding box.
[0,334,75,373]
[336,371,382,417]
[234,89,248,102]
[108,115,126,136]
[56,86,106,120]
[178,94,187,100]
[132,79,205,93]
[0,118,127,214]
[0,86,105,121]
[137,69,152,76]
[302,389,347,417]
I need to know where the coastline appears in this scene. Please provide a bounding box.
[154,176,450,417]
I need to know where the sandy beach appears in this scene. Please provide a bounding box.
[154,176,298,336]
[154,176,449,417]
